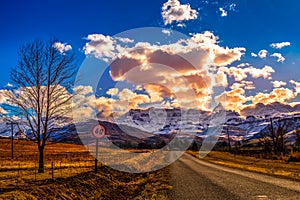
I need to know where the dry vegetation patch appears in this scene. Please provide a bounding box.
[188,150,300,181]
[0,139,172,199]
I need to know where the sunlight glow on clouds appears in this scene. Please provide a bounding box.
[215,87,249,112]
[251,88,296,105]
[82,27,298,114]
[83,30,247,112]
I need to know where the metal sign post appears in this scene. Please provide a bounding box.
[92,124,106,173]
[6,122,17,160]
[95,138,99,173]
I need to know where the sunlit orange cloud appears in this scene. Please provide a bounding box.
[106,48,238,111]
[214,85,298,113]
[144,84,174,102]
[110,59,212,110]
[117,88,151,109]
[93,97,115,118]
[85,31,300,111]
[230,81,255,90]
[73,85,115,119]
[215,87,249,112]
[213,47,246,66]
[251,88,296,105]
[85,31,246,76]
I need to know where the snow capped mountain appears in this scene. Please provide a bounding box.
[114,103,300,147]
[115,108,210,135]
[241,102,299,118]
[1,102,300,148]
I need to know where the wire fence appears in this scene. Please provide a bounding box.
[0,138,101,185]
[0,159,101,185]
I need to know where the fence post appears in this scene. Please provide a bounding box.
[95,139,99,173]
[18,164,20,177]
[60,162,62,178]
[51,162,54,181]
[35,163,37,181]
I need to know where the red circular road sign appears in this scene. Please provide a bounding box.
[92,124,106,138]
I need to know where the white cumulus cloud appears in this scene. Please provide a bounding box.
[251,52,258,57]
[162,29,172,36]
[162,0,198,25]
[272,81,287,88]
[53,42,72,54]
[270,42,291,49]
[258,49,268,59]
[219,8,228,17]
[271,53,285,62]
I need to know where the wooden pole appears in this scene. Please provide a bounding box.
[6,122,17,160]
[11,123,14,160]
[227,127,231,152]
[95,139,99,173]
[52,162,54,180]
[34,169,36,181]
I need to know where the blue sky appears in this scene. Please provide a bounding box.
[1,0,300,112]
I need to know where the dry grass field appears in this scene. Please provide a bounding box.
[0,139,172,199]
[188,150,300,181]
[4,138,300,199]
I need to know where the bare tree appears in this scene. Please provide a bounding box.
[269,118,288,156]
[226,127,231,152]
[3,39,76,173]
[295,126,300,152]
[258,130,271,157]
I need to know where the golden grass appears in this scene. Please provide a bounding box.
[188,150,300,181]
[0,139,172,199]
[0,166,171,200]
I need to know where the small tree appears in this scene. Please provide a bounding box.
[189,140,200,151]
[226,127,231,152]
[3,39,76,173]
[269,118,288,156]
[295,126,300,152]
[258,130,271,157]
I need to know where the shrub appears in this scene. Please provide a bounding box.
[288,152,300,162]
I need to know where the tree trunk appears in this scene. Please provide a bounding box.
[227,128,231,152]
[38,147,45,173]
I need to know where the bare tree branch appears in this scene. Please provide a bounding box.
[2,38,76,173]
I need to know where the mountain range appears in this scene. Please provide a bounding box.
[1,102,300,149]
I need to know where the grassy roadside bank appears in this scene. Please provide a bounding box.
[0,165,171,200]
[0,139,172,199]
[187,150,300,182]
